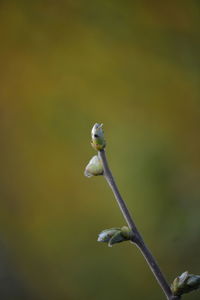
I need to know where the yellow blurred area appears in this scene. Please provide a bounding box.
[0,1,199,299]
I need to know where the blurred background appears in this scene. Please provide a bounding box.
[0,0,200,299]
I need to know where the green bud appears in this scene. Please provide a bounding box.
[84,155,104,177]
[97,226,134,247]
[91,123,106,151]
[171,271,200,296]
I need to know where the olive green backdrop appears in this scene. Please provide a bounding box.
[0,1,199,299]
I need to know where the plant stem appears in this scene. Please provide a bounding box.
[98,149,180,300]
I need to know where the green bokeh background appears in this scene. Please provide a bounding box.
[0,1,199,299]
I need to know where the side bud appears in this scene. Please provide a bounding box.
[171,271,200,296]
[97,226,134,247]
[84,155,104,178]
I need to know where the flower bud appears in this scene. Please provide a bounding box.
[84,155,104,177]
[97,226,134,247]
[171,271,200,296]
[97,228,121,243]
[91,123,106,151]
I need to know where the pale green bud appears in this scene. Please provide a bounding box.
[84,155,104,178]
[91,123,106,151]
[97,226,134,247]
[171,271,200,296]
